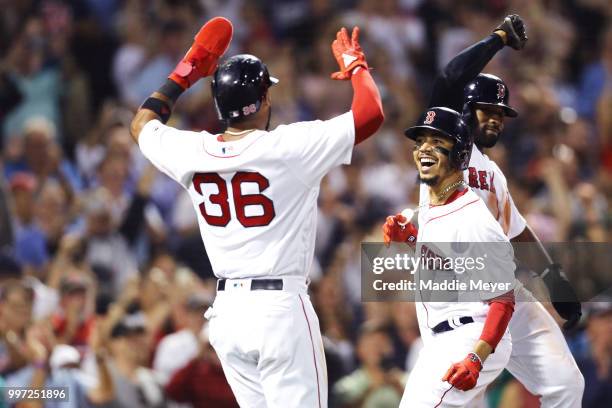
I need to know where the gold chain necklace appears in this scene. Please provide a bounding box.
[225,128,256,136]
[437,179,466,202]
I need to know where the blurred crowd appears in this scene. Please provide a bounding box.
[0,0,610,407]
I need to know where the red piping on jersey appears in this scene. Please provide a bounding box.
[204,132,265,158]
[444,187,468,204]
[422,302,432,330]
[424,199,479,225]
[429,187,468,208]
[434,384,454,408]
[298,294,322,408]
[351,69,384,145]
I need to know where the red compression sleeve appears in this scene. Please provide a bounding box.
[351,68,384,145]
[480,291,515,350]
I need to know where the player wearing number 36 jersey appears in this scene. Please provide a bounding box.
[129,17,383,408]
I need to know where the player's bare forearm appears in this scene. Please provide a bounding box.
[511,225,553,275]
[130,91,174,143]
[514,225,582,328]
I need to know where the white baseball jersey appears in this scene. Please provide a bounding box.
[415,188,516,332]
[139,112,355,279]
[414,149,584,407]
[420,144,526,238]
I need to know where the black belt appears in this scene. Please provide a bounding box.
[217,279,283,291]
[432,317,474,334]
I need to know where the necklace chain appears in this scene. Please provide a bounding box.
[437,179,465,201]
[225,128,256,136]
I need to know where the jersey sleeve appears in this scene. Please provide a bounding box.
[490,161,527,239]
[138,119,203,186]
[428,34,505,110]
[505,192,527,239]
[277,112,355,186]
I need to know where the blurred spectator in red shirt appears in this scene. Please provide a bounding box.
[165,323,238,408]
[52,275,95,349]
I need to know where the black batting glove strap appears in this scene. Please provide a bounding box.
[495,14,528,50]
[159,79,185,103]
[541,263,582,330]
[141,97,172,124]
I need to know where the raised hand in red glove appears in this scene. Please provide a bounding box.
[382,213,418,247]
[442,353,482,391]
[330,27,368,80]
[169,17,233,89]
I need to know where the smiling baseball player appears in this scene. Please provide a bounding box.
[388,107,517,407]
[130,18,384,407]
[385,14,584,407]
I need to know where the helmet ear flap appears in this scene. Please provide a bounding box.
[451,120,473,170]
[462,102,477,131]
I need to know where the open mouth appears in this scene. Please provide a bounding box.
[419,156,437,170]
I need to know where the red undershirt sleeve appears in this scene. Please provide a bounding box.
[350,68,384,145]
[480,290,515,350]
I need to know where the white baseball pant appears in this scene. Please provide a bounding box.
[205,277,327,408]
[400,321,511,407]
[505,285,584,407]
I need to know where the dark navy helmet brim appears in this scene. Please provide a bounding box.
[471,101,518,118]
[404,125,455,141]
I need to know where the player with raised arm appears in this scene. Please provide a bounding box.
[384,14,584,407]
[396,107,517,407]
[130,18,384,408]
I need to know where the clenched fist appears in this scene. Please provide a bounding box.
[382,213,418,247]
[442,353,482,391]
[169,17,234,89]
[494,14,528,50]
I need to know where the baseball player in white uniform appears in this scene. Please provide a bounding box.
[129,18,384,408]
[385,14,584,407]
[385,107,517,407]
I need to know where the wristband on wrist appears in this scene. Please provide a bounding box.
[541,263,562,279]
[141,97,171,124]
[467,352,482,368]
[158,79,185,103]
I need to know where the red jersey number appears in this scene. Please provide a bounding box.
[192,172,275,228]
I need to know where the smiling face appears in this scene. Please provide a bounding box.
[412,130,456,187]
[474,105,505,148]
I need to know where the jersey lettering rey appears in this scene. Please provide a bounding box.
[420,144,527,238]
[138,113,355,279]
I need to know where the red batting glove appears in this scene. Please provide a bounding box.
[169,17,233,89]
[382,214,418,248]
[442,353,482,391]
[330,27,368,80]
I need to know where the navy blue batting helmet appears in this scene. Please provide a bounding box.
[405,107,473,170]
[211,54,278,122]
[463,73,518,118]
